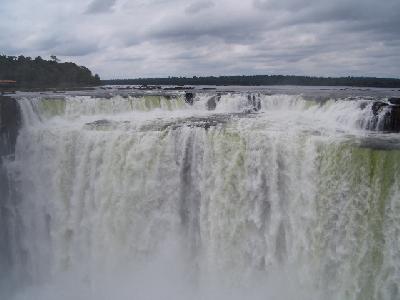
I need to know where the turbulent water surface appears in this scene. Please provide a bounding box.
[1,86,400,300]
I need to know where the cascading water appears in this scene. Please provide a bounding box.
[1,89,400,300]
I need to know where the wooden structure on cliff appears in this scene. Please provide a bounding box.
[0,80,16,84]
[0,80,16,88]
[0,80,16,94]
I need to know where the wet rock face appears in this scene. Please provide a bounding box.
[388,97,400,105]
[0,96,20,281]
[0,96,20,157]
[185,92,194,105]
[369,99,400,132]
[247,94,262,111]
[371,101,389,116]
[387,105,400,132]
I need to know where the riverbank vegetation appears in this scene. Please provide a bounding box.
[0,55,100,88]
[103,75,400,88]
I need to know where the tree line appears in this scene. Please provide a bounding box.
[0,55,100,88]
[103,75,400,88]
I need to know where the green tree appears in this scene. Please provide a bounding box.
[0,54,101,88]
[50,55,60,62]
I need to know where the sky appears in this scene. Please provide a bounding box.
[0,0,399,79]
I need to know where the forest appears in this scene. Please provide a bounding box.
[0,55,100,88]
[103,75,400,88]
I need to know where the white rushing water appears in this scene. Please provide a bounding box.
[2,92,400,300]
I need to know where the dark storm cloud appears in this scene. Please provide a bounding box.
[254,0,400,36]
[85,0,117,14]
[1,0,399,78]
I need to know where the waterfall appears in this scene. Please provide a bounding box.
[1,92,400,300]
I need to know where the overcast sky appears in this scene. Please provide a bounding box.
[1,0,399,79]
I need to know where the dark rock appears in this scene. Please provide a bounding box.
[0,96,20,157]
[164,86,194,91]
[137,85,162,90]
[388,97,400,105]
[0,96,20,277]
[185,92,195,105]
[91,119,111,126]
[247,94,262,111]
[206,95,220,110]
[387,106,400,131]
[371,101,389,116]
[255,95,261,111]
[369,101,400,132]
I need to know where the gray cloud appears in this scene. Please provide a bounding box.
[185,1,215,14]
[254,0,400,36]
[85,0,116,14]
[51,41,99,56]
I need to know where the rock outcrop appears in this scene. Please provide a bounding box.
[185,92,194,105]
[247,94,262,111]
[369,98,400,132]
[0,96,20,157]
[0,96,20,280]
[388,97,400,105]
